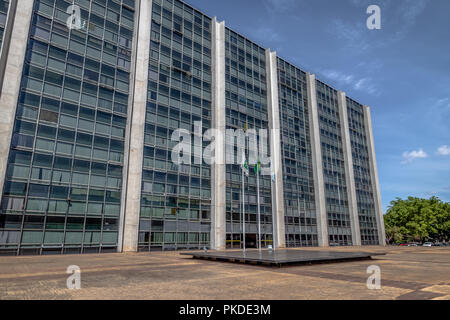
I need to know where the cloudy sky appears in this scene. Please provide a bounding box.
[186,0,450,211]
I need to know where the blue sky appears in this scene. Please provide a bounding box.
[186,0,450,212]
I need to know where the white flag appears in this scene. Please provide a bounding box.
[241,150,249,177]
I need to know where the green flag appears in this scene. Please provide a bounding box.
[241,150,249,176]
[254,159,261,174]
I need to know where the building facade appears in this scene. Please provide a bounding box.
[0,0,385,255]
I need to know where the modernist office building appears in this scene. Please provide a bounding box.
[0,0,385,255]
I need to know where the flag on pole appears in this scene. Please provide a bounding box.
[254,159,261,175]
[241,150,249,176]
[270,161,275,182]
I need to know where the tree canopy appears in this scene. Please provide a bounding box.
[384,197,450,243]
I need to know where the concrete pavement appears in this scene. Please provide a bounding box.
[0,246,449,300]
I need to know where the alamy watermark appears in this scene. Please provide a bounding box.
[66,265,81,290]
[66,5,85,31]
[367,5,381,30]
[171,122,276,176]
[366,265,381,290]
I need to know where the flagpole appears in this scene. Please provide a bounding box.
[242,168,246,252]
[256,165,261,250]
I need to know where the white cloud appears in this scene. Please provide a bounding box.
[437,145,450,156]
[318,69,379,95]
[401,149,428,164]
[353,78,379,95]
[321,70,354,85]
[436,97,450,107]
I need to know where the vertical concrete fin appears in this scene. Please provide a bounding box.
[363,106,386,246]
[121,0,152,253]
[265,49,285,249]
[0,0,34,200]
[338,92,361,246]
[210,17,226,250]
[306,74,329,247]
[117,0,145,252]
[0,0,18,93]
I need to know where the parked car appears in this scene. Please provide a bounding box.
[408,243,418,247]
[422,242,433,247]
[399,243,409,246]
[329,242,340,247]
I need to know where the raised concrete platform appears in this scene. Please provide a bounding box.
[181,249,386,267]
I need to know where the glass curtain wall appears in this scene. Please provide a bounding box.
[224,28,272,249]
[316,80,353,246]
[0,0,136,255]
[138,0,212,251]
[277,58,318,247]
[346,97,379,245]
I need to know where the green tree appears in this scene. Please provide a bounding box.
[385,225,404,244]
[384,197,450,244]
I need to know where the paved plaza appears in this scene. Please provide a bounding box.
[0,247,449,300]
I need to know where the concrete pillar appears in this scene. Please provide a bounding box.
[117,0,145,252]
[0,0,33,200]
[265,49,285,249]
[0,0,16,91]
[338,92,361,246]
[121,0,152,252]
[363,106,386,246]
[210,17,226,250]
[306,74,328,247]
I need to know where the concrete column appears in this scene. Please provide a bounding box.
[121,0,152,252]
[210,17,226,250]
[265,49,285,249]
[0,0,17,91]
[363,106,386,246]
[117,0,145,252]
[306,74,328,247]
[338,92,361,246]
[0,0,33,200]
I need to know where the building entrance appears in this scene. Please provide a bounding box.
[244,234,258,249]
[226,234,260,249]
